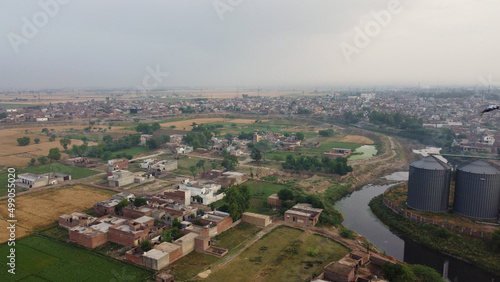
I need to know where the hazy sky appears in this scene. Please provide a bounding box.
[1,0,499,89]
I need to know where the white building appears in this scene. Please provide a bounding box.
[179,180,224,205]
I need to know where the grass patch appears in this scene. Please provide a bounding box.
[168,251,219,281]
[111,146,149,159]
[212,222,261,249]
[245,180,287,199]
[21,163,99,180]
[0,235,152,282]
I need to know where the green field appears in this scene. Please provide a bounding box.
[245,180,287,199]
[205,226,349,281]
[0,103,36,109]
[111,146,149,159]
[0,236,153,282]
[22,163,99,180]
[211,222,261,250]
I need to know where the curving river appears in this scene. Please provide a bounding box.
[334,172,500,282]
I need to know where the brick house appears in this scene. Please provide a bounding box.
[284,203,323,227]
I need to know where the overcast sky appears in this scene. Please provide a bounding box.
[1,0,499,89]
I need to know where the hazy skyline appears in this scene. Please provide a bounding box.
[1,0,499,89]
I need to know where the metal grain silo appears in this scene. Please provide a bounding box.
[454,160,500,219]
[407,155,451,212]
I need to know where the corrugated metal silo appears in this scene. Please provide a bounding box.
[407,155,451,212]
[454,160,500,219]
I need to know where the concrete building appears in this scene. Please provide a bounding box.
[17,172,71,189]
[108,170,135,187]
[196,211,233,235]
[108,159,129,171]
[323,148,351,159]
[139,134,153,146]
[179,181,224,205]
[241,212,271,228]
[216,171,248,187]
[267,194,282,207]
[284,203,323,227]
[141,242,183,270]
[59,211,97,229]
[94,198,121,215]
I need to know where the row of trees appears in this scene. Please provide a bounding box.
[368,111,423,131]
[136,122,161,134]
[218,185,251,220]
[282,155,353,175]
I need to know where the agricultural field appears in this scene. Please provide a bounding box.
[159,118,260,132]
[204,226,349,281]
[0,236,153,281]
[0,185,114,243]
[169,222,261,280]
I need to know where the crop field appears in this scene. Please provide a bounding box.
[339,135,374,144]
[0,185,114,243]
[204,226,349,281]
[160,118,260,131]
[0,236,152,281]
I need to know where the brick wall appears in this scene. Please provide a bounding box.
[69,230,107,249]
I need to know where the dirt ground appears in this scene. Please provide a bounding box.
[339,135,374,144]
[0,185,114,243]
[160,118,263,131]
[298,175,334,194]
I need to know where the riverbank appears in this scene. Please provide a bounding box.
[369,195,500,276]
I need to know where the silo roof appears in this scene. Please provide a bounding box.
[458,160,500,174]
[410,155,451,170]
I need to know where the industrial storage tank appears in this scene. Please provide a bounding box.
[407,155,451,212]
[454,160,500,219]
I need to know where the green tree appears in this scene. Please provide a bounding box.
[223,184,250,220]
[49,134,56,142]
[116,199,130,212]
[196,159,206,171]
[81,136,88,145]
[17,137,30,146]
[37,156,48,164]
[190,166,198,178]
[34,137,40,144]
[382,263,415,282]
[140,240,152,251]
[221,155,239,171]
[250,147,262,162]
[211,162,218,170]
[296,132,305,141]
[134,197,148,207]
[59,137,71,149]
[48,148,61,161]
[411,264,443,282]
[278,189,294,201]
[146,138,159,150]
[29,158,36,165]
[41,128,49,134]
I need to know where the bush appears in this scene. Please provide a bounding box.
[340,228,356,239]
[307,247,319,257]
[17,137,30,146]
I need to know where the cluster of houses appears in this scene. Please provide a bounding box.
[106,158,178,188]
[59,190,275,274]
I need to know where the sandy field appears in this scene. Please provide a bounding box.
[161,118,261,131]
[339,135,374,144]
[0,126,94,167]
[0,185,114,243]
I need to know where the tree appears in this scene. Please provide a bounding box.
[103,135,113,144]
[382,263,415,282]
[223,184,250,220]
[81,136,88,145]
[29,158,36,165]
[190,166,198,178]
[250,147,262,162]
[196,159,206,171]
[48,148,61,161]
[278,189,294,201]
[161,135,170,143]
[134,197,148,207]
[34,137,40,144]
[146,138,159,150]
[411,264,442,282]
[319,129,334,137]
[49,134,56,142]
[221,155,239,171]
[17,137,30,146]
[37,156,48,164]
[296,132,305,141]
[59,137,71,149]
[101,151,112,161]
[41,128,49,134]
[116,199,130,212]
[140,240,152,251]
[211,162,218,170]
